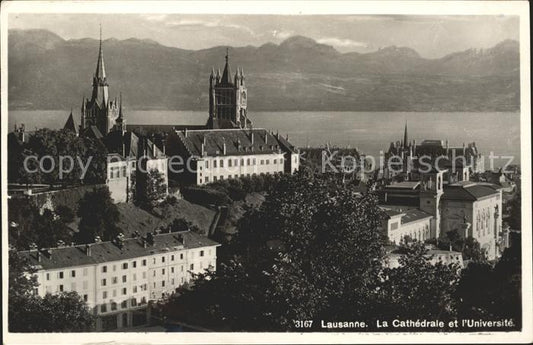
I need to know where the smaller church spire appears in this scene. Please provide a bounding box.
[403,121,408,148]
[95,24,106,80]
[118,92,123,118]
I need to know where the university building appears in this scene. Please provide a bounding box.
[19,230,219,331]
[378,168,504,260]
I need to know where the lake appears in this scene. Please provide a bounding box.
[8,110,521,166]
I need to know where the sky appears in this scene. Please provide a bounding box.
[9,14,519,58]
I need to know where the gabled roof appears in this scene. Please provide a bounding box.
[18,231,219,271]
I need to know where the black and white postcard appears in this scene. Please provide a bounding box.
[2,1,531,344]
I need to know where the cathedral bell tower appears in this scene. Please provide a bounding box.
[207,48,250,129]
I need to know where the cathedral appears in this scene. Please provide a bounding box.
[78,27,125,136]
[63,28,167,204]
[206,49,251,130]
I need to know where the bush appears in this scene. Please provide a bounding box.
[181,187,232,207]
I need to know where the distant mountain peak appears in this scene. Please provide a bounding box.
[373,45,420,59]
[280,35,318,47]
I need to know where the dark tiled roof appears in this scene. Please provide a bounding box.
[176,128,295,157]
[126,124,207,134]
[18,231,219,271]
[442,183,499,201]
[401,209,433,224]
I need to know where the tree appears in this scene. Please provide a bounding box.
[8,251,95,332]
[454,241,521,330]
[507,187,521,231]
[22,292,95,332]
[8,128,107,185]
[377,241,460,324]
[462,236,487,262]
[76,187,120,243]
[8,198,73,250]
[162,171,386,331]
[137,169,167,211]
[55,204,75,224]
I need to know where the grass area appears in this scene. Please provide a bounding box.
[115,199,216,237]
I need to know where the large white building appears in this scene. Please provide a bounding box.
[166,128,300,185]
[378,169,504,260]
[19,230,219,331]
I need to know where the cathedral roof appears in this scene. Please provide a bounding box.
[63,111,78,135]
[219,49,233,86]
[82,125,104,140]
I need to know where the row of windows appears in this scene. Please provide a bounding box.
[202,171,279,184]
[100,297,144,313]
[45,250,210,283]
[109,166,128,179]
[206,157,282,169]
[100,251,198,274]
[46,268,87,280]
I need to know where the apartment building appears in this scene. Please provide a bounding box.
[19,231,219,331]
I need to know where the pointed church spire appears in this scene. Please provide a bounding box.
[95,24,106,80]
[221,47,232,85]
[118,92,123,118]
[403,121,408,148]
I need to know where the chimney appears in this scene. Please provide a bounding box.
[222,138,227,155]
[265,132,268,144]
[184,128,188,137]
[122,142,126,157]
[201,143,205,156]
[142,238,147,248]
[37,251,42,262]
[251,132,254,145]
[177,234,184,245]
[85,244,92,256]
[163,144,166,155]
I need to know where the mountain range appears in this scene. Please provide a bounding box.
[8,29,520,112]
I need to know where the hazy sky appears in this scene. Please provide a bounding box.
[9,14,518,58]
